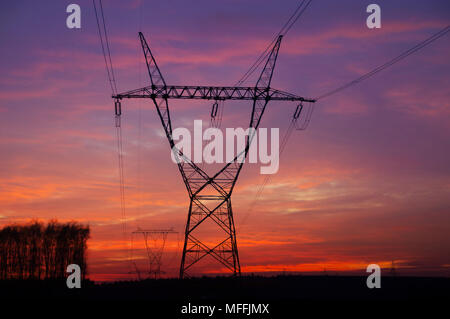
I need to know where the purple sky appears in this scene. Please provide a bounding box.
[0,0,449,280]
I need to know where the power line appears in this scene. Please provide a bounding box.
[235,0,314,204]
[93,0,128,269]
[236,0,313,86]
[236,1,315,231]
[250,102,314,204]
[99,0,118,94]
[93,0,118,94]
[282,0,313,37]
[136,0,144,230]
[252,25,450,204]
[315,25,450,101]
[212,1,314,130]
[241,25,450,230]
[238,117,297,232]
[115,122,126,235]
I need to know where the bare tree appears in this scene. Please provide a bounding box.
[0,221,90,280]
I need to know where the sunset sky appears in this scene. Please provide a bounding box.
[1,0,449,281]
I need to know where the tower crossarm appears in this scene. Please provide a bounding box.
[133,229,178,234]
[113,85,315,103]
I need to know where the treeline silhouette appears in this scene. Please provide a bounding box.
[0,220,90,280]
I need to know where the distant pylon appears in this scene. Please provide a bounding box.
[131,227,177,279]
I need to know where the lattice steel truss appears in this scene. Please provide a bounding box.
[132,228,177,279]
[113,32,315,278]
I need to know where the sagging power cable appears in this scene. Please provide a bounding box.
[237,1,315,231]
[241,103,314,223]
[243,25,450,229]
[93,0,118,95]
[211,1,313,129]
[236,0,313,86]
[315,25,450,101]
[93,0,128,258]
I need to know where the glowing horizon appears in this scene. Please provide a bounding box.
[1,0,449,281]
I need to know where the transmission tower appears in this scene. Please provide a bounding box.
[131,227,177,279]
[113,32,315,278]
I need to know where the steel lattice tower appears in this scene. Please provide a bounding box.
[113,32,315,278]
[131,228,177,279]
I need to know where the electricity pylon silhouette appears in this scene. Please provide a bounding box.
[113,32,315,278]
[132,228,177,279]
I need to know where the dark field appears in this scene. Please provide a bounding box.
[1,275,448,316]
[1,275,448,301]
